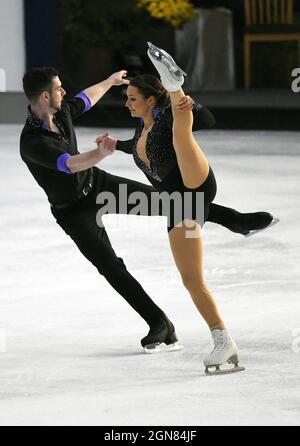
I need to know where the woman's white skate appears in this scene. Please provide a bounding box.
[204,329,245,376]
[147,42,186,92]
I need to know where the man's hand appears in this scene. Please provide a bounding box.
[66,133,115,174]
[176,95,194,112]
[108,70,130,87]
[82,71,129,107]
[96,133,117,158]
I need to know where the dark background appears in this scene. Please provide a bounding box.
[24,0,300,91]
[23,0,300,130]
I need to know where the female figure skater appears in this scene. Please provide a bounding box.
[98,43,261,374]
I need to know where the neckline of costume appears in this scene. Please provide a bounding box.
[27,106,70,145]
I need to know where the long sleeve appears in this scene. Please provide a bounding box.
[116,138,135,155]
[192,103,216,131]
[20,134,72,173]
[60,93,91,121]
[164,103,216,131]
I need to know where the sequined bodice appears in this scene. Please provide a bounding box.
[132,110,177,183]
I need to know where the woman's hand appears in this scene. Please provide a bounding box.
[176,95,194,112]
[95,133,117,158]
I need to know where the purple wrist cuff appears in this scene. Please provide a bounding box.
[57,153,72,175]
[75,92,92,113]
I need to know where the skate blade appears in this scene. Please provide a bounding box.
[147,42,187,77]
[143,342,184,355]
[245,217,280,238]
[205,365,246,376]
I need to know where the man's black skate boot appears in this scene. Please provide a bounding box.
[141,315,183,354]
[230,212,279,237]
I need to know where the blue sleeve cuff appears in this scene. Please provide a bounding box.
[75,92,92,113]
[57,153,72,174]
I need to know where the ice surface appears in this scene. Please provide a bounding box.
[0,125,299,426]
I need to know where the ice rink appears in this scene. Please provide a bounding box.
[0,124,299,426]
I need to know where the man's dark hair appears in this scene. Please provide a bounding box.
[23,67,60,104]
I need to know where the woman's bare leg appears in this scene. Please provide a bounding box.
[168,220,225,331]
[169,89,210,189]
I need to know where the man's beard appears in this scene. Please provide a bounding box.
[50,97,62,112]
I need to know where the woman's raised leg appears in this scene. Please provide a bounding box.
[147,43,209,189]
[169,89,210,189]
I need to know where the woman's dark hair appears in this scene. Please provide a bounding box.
[129,74,170,109]
[23,67,60,104]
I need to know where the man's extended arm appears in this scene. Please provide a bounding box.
[66,133,115,174]
[66,148,106,174]
[82,70,129,107]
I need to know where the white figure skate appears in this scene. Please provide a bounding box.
[204,329,245,376]
[147,42,186,92]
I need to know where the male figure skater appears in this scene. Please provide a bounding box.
[20,67,180,352]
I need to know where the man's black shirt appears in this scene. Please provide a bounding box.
[20,96,100,209]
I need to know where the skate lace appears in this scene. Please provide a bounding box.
[212,334,228,353]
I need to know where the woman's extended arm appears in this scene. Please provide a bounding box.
[116,139,135,154]
[96,135,136,155]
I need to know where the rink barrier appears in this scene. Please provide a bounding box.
[291,68,300,93]
[0,68,6,92]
